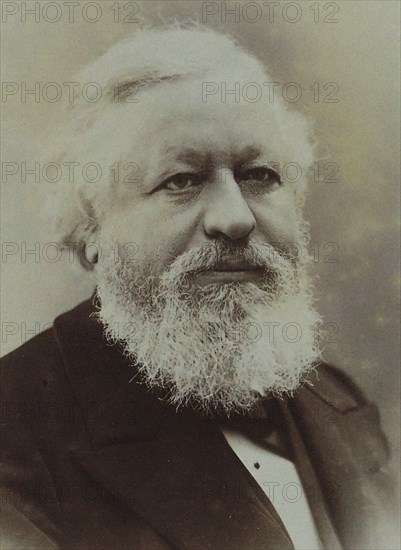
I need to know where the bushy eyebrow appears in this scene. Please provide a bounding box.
[160,145,263,167]
[231,146,263,166]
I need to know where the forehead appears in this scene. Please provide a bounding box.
[114,77,310,168]
[155,109,274,163]
[136,105,285,171]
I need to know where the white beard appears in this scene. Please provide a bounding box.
[95,238,322,415]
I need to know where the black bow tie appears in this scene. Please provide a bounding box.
[217,398,293,460]
[148,385,293,460]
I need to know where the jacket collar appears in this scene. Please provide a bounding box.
[53,297,168,446]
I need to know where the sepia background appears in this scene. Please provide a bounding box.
[1,0,400,485]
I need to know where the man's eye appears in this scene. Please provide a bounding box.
[239,167,281,186]
[163,173,202,191]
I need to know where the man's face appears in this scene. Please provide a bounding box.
[100,86,302,275]
[95,79,321,414]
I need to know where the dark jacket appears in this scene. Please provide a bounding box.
[0,299,394,549]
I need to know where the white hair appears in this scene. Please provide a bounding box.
[96,237,321,414]
[44,24,315,260]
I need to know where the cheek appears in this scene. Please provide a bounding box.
[253,189,302,244]
[100,201,201,268]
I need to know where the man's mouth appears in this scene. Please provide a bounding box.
[193,257,265,286]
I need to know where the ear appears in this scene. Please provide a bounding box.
[77,236,100,271]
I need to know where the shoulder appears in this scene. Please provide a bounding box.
[0,325,70,546]
[0,298,95,401]
[302,361,372,412]
[1,327,62,396]
[293,362,390,458]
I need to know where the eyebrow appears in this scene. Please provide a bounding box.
[232,146,263,165]
[152,144,271,188]
[162,146,202,162]
[161,145,263,166]
[153,148,204,181]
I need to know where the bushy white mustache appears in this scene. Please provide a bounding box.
[135,240,301,309]
[96,239,321,415]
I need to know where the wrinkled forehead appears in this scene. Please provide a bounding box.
[108,74,313,169]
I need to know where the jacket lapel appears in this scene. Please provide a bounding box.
[73,410,294,550]
[54,299,294,550]
[286,369,394,550]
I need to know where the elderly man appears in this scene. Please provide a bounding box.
[1,26,394,550]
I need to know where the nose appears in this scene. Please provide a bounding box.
[203,169,256,241]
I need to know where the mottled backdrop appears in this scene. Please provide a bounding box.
[1,0,400,482]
